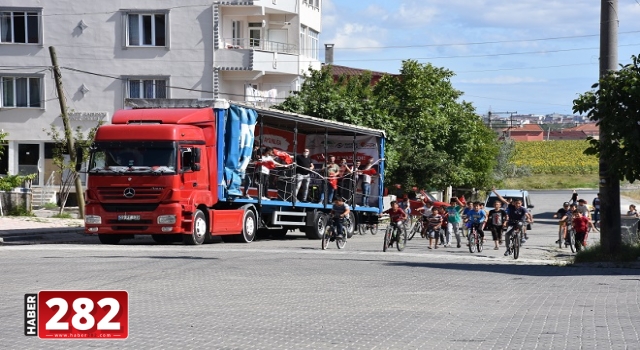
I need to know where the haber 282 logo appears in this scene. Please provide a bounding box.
[25,290,128,339]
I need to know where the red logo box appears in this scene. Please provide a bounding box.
[37,290,128,339]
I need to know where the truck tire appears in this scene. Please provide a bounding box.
[183,209,207,245]
[305,212,326,240]
[239,210,257,243]
[98,234,121,245]
[346,211,356,239]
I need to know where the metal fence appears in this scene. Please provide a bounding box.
[223,38,298,54]
[620,217,640,245]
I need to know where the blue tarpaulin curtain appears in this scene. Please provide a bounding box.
[224,105,257,196]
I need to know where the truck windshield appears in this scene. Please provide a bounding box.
[89,141,177,174]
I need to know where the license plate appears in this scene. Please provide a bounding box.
[118,214,140,221]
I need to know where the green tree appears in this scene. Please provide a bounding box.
[0,129,7,158]
[277,61,499,191]
[573,54,640,182]
[45,123,100,214]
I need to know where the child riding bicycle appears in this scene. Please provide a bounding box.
[329,197,350,239]
[465,202,486,246]
[380,201,407,247]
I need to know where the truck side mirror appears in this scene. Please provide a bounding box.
[75,147,84,172]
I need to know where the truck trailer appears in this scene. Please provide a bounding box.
[81,99,386,245]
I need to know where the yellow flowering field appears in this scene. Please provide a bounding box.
[512,140,598,174]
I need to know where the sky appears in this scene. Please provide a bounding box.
[319,0,640,116]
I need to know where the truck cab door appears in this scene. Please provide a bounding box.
[180,147,200,190]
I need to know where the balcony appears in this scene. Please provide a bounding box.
[222,38,297,55]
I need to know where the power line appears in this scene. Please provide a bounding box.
[333,30,640,50]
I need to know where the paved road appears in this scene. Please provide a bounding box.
[1,190,639,349]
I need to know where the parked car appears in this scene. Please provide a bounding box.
[485,189,534,230]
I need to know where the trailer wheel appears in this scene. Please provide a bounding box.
[239,210,257,243]
[98,234,121,245]
[346,211,356,239]
[305,212,326,240]
[183,209,207,245]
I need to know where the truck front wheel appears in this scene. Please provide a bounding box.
[183,209,207,245]
[239,210,257,243]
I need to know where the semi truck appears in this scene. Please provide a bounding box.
[80,99,386,245]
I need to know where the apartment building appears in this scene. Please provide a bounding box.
[0,0,322,194]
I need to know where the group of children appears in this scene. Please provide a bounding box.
[380,187,534,256]
[553,194,599,248]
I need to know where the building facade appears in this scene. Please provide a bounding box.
[0,0,322,191]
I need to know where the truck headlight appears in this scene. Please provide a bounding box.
[85,215,102,224]
[157,215,176,224]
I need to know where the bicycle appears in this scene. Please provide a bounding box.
[359,222,378,235]
[383,222,407,252]
[505,221,526,259]
[408,218,424,240]
[322,217,347,250]
[566,225,576,253]
[467,223,484,253]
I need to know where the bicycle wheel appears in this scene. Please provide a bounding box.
[569,228,576,253]
[468,230,477,253]
[369,224,378,235]
[396,226,407,251]
[558,226,563,249]
[408,222,420,240]
[322,226,332,250]
[513,231,520,259]
[477,234,483,253]
[383,226,392,252]
[359,224,366,235]
[336,229,347,249]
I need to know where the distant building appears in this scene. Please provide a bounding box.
[501,124,544,141]
[546,130,588,141]
[565,123,600,140]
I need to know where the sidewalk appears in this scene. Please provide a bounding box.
[0,216,86,244]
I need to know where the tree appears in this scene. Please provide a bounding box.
[45,123,100,215]
[573,54,640,182]
[277,61,499,191]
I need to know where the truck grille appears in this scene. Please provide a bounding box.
[101,204,159,212]
[97,187,164,201]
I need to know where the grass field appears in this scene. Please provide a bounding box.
[503,174,599,190]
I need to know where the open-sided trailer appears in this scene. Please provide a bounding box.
[107,99,386,243]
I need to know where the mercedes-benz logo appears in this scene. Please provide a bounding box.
[123,187,135,198]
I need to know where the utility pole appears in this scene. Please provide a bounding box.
[490,111,517,137]
[599,0,619,254]
[48,46,85,219]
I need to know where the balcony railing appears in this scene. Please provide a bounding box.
[223,38,297,55]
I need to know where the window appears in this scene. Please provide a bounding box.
[248,22,262,48]
[232,20,242,46]
[127,78,168,99]
[126,12,167,47]
[299,25,307,56]
[308,29,319,59]
[1,76,41,108]
[0,9,41,44]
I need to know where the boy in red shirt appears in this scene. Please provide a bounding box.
[381,201,408,248]
[571,211,597,248]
